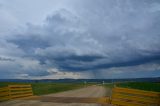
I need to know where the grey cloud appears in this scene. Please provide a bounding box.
[94,61,160,79]
[9,1,160,68]
[0,0,160,79]
[0,39,25,57]
[0,57,15,61]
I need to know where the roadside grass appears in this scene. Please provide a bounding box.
[0,82,93,95]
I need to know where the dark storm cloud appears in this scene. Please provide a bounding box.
[0,0,160,78]
[48,55,160,71]
[8,1,160,72]
[44,55,104,63]
[91,56,160,70]
[8,35,50,53]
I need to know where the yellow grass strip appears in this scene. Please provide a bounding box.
[10,93,33,99]
[10,90,33,95]
[113,87,160,97]
[8,85,31,88]
[0,92,10,97]
[111,99,146,106]
[0,87,9,92]
[9,87,32,91]
[112,93,160,104]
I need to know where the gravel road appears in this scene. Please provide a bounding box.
[0,85,112,106]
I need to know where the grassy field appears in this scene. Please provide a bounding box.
[117,82,160,92]
[104,82,160,92]
[103,83,114,88]
[1,81,160,96]
[0,82,92,95]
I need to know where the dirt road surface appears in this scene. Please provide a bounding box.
[0,85,112,106]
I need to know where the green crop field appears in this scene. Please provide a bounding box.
[103,83,115,88]
[104,82,160,92]
[117,82,160,92]
[0,82,92,95]
[32,83,90,95]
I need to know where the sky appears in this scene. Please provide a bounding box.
[0,0,160,79]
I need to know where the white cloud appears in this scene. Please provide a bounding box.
[21,68,93,79]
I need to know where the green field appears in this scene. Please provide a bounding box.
[117,82,160,92]
[103,83,115,88]
[1,81,160,96]
[0,82,91,95]
[104,82,160,92]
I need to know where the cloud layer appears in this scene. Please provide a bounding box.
[0,0,160,79]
